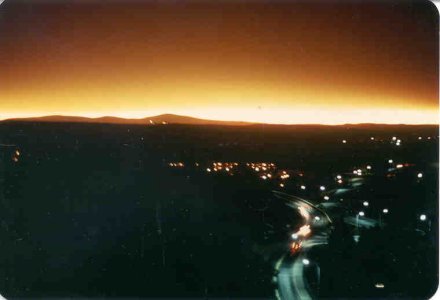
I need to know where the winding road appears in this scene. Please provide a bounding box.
[272,192,332,300]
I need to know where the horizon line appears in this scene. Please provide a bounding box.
[0,113,438,126]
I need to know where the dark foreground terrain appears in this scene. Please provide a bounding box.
[0,122,438,298]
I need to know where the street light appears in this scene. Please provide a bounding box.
[388,159,393,164]
[323,196,329,200]
[380,208,389,227]
[417,172,423,178]
[363,201,369,207]
[319,186,325,191]
[356,211,365,231]
[300,185,306,190]
[302,258,321,295]
[419,214,431,232]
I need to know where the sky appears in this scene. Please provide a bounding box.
[0,0,438,124]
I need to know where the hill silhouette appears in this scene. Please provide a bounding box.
[2,114,252,126]
[1,114,438,127]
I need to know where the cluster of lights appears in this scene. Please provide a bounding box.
[391,136,402,146]
[261,174,272,180]
[336,174,343,184]
[246,163,297,186]
[280,171,290,180]
[353,169,363,176]
[247,162,276,173]
[168,162,185,168]
[207,162,239,175]
[12,149,21,163]
[352,165,373,176]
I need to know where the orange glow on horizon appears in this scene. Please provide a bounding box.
[0,107,438,125]
[0,1,437,125]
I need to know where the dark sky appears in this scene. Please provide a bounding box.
[0,0,438,123]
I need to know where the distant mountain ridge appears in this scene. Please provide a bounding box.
[2,114,252,126]
[1,114,438,127]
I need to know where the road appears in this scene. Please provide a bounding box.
[276,233,328,300]
[273,192,332,300]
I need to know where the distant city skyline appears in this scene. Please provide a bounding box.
[0,0,438,124]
